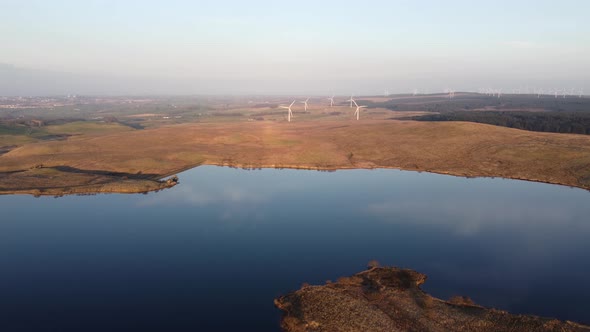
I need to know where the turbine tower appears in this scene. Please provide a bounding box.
[280,100,295,122]
[347,95,355,108]
[327,95,335,107]
[448,89,455,99]
[300,98,310,111]
[353,100,367,120]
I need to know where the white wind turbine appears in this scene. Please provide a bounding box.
[327,95,335,107]
[280,100,296,122]
[347,95,355,108]
[300,98,310,111]
[448,89,455,99]
[353,100,367,120]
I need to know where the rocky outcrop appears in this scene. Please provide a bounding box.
[275,266,590,332]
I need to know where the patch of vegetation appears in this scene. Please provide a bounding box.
[212,112,243,117]
[411,111,590,135]
[44,121,134,135]
[0,124,43,136]
[366,94,590,113]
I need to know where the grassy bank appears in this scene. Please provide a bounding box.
[1,119,589,194]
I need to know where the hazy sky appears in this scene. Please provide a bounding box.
[1,0,589,95]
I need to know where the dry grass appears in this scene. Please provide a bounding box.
[0,135,37,146]
[1,119,590,191]
[44,121,133,136]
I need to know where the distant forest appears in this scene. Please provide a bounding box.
[411,111,590,135]
[367,95,590,113]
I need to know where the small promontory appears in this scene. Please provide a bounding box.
[275,266,590,332]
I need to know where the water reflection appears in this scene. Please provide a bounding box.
[0,166,589,331]
[367,195,585,235]
[141,183,268,206]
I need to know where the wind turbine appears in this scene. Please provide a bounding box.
[353,100,366,120]
[579,88,584,98]
[280,100,295,122]
[347,95,355,108]
[448,89,455,99]
[327,95,335,107]
[300,98,310,111]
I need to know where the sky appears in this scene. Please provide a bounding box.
[1,0,589,95]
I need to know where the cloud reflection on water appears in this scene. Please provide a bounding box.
[366,196,587,236]
[139,180,270,206]
[138,182,270,222]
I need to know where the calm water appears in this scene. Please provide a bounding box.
[1,166,589,331]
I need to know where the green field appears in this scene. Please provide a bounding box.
[44,121,134,135]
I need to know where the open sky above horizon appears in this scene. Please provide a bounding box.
[1,0,589,95]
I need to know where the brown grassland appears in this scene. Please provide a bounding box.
[1,115,590,195]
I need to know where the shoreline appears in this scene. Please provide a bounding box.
[0,166,179,197]
[2,120,590,196]
[1,161,588,197]
[203,161,590,192]
[275,265,590,331]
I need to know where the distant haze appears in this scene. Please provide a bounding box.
[1,0,589,96]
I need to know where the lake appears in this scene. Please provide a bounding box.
[1,166,589,331]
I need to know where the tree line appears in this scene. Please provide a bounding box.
[411,111,590,135]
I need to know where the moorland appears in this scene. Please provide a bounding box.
[1,93,590,196]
